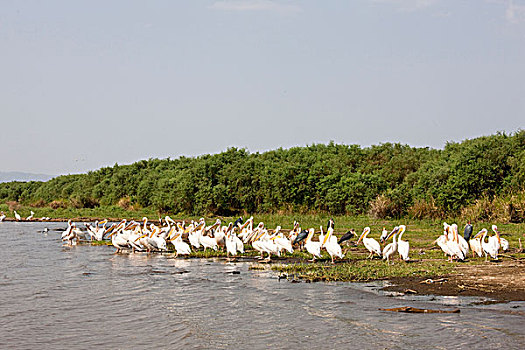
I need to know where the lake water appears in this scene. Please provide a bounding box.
[1,222,524,349]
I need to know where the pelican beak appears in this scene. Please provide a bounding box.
[322,232,330,246]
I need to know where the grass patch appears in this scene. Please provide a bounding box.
[272,259,455,282]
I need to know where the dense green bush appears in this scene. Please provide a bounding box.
[1,131,524,220]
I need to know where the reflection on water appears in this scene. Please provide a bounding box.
[0,222,524,349]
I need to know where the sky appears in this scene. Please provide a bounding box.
[1,0,524,175]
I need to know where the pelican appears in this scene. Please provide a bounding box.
[288,221,300,244]
[318,225,325,247]
[397,225,409,262]
[187,223,201,249]
[492,225,509,251]
[357,227,382,259]
[108,221,130,253]
[382,227,399,264]
[481,227,499,261]
[170,227,192,257]
[304,228,322,262]
[0,212,5,222]
[13,211,21,221]
[323,227,343,263]
[26,211,34,220]
[238,217,254,241]
[233,231,244,254]
[379,227,389,242]
[61,220,73,239]
[469,229,484,258]
[444,225,465,261]
[128,226,146,252]
[149,226,168,251]
[199,225,219,251]
[434,229,456,261]
[451,224,469,258]
[61,220,75,244]
[272,226,293,255]
[225,224,238,259]
[251,229,278,261]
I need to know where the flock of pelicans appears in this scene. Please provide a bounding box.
[0,211,511,263]
[58,216,511,263]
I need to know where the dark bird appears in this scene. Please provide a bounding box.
[233,217,244,229]
[338,229,356,245]
[326,218,335,231]
[293,229,309,245]
[464,222,473,241]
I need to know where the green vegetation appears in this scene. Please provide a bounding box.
[1,131,524,222]
[271,260,455,282]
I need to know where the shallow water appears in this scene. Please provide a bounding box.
[1,222,524,349]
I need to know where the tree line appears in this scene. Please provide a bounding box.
[1,131,524,222]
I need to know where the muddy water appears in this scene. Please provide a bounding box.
[1,222,524,349]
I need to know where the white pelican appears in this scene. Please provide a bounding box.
[149,226,168,251]
[492,225,509,251]
[251,229,269,260]
[26,211,34,220]
[187,223,201,249]
[0,212,5,222]
[287,221,300,244]
[273,226,293,255]
[199,227,219,251]
[382,227,399,264]
[481,227,499,261]
[170,227,192,257]
[380,227,388,242]
[435,233,452,259]
[61,220,75,244]
[108,221,130,253]
[469,229,484,258]
[397,225,409,262]
[356,227,381,259]
[304,228,322,262]
[322,227,343,263]
[444,225,465,261]
[233,231,244,254]
[13,211,21,221]
[318,225,325,248]
[225,224,238,259]
[451,224,469,258]
[238,217,254,241]
[128,226,145,252]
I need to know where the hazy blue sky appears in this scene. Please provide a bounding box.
[1,0,524,175]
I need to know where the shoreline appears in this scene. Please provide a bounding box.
[4,219,524,302]
[82,241,525,302]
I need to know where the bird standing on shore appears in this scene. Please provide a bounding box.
[0,211,5,222]
[304,228,322,262]
[323,227,343,263]
[464,222,473,241]
[469,229,484,257]
[382,227,399,264]
[397,225,409,262]
[357,227,381,259]
[492,225,509,251]
[13,211,21,221]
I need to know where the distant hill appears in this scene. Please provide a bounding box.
[0,171,55,183]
